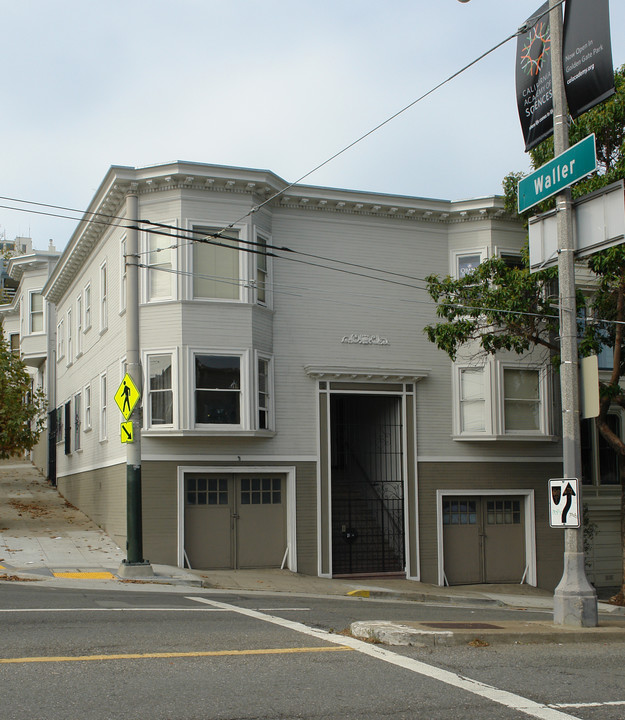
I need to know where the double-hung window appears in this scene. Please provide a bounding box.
[76,294,83,356]
[100,261,108,332]
[84,384,92,431]
[194,354,241,426]
[257,355,273,430]
[192,227,240,300]
[29,291,44,334]
[84,283,92,331]
[147,228,174,300]
[100,373,108,441]
[454,360,549,439]
[66,309,73,365]
[120,236,127,312]
[56,319,65,361]
[255,231,270,305]
[147,354,173,426]
[502,368,541,433]
[459,367,487,433]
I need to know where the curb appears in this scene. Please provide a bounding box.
[350,620,625,647]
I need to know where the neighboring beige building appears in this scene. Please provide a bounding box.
[37,161,619,590]
[0,240,60,474]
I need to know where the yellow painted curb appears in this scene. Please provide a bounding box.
[347,589,370,598]
[53,572,115,580]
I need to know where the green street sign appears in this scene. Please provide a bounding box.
[518,134,597,214]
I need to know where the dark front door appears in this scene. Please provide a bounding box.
[330,394,405,575]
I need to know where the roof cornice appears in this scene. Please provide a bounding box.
[43,161,514,303]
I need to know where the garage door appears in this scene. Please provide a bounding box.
[443,496,525,585]
[184,474,286,570]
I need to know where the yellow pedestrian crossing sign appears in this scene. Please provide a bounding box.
[121,422,134,443]
[115,373,141,421]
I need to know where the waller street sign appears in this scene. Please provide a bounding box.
[518,134,597,214]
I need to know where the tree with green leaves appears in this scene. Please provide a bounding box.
[425,65,625,604]
[0,328,47,459]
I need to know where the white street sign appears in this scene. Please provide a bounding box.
[548,479,581,528]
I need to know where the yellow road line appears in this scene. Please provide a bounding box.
[0,645,353,664]
[52,572,115,580]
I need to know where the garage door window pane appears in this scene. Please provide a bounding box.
[443,499,476,525]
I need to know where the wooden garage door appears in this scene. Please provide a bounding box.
[443,496,525,585]
[184,474,286,570]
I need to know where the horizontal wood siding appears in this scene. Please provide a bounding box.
[57,463,126,549]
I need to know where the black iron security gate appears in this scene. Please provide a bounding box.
[330,394,405,575]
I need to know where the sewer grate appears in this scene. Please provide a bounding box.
[420,622,504,630]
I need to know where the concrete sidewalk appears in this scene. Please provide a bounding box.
[2,458,624,646]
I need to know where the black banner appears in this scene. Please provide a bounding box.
[563,0,615,119]
[516,2,554,152]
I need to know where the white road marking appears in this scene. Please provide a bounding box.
[550,701,625,709]
[187,596,582,720]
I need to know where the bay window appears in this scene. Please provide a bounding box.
[194,354,241,425]
[192,227,240,300]
[29,291,44,334]
[503,368,541,433]
[147,228,174,300]
[148,354,173,425]
[454,360,550,439]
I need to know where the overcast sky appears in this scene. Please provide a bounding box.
[2,0,624,250]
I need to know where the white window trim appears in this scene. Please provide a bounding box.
[99,260,108,334]
[453,362,493,438]
[187,220,247,303]
[143,348,178,430]
[84,282,92,332]
[253,227,272,308]
[120,235,127,314]
[28,289,45,335]
[255,351,274,431]
[497,361,550,437]
[190,348,249,430]
[56,318,65,361]
[142,224,177,303]
[73,391,82,452]
[99,372,108,442]
[84,383,92,431]
[450,248,488,280]
[76,294,83,357]
[453,358,554,441]
[66,308,73,367]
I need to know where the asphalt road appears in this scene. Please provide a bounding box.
[1,583,624,720]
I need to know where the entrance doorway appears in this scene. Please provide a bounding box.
[330,394,405,575]
[442,496,526,584]
[183,473,286,570]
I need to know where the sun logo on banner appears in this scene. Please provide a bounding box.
[520,20,551,76]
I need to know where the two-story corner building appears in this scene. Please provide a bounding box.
[43,161,568,589]
[0,240,60,473]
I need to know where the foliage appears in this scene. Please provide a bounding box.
[0,329,47,458]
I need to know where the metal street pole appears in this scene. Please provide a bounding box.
[549,0,597,626]
[118,190,153,578]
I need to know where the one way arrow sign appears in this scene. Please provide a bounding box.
[548,479,581,528]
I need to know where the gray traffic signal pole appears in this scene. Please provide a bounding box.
[549,0,597,626]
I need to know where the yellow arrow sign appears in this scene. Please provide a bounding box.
[121,422,134,444]
[114,373,141,421]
